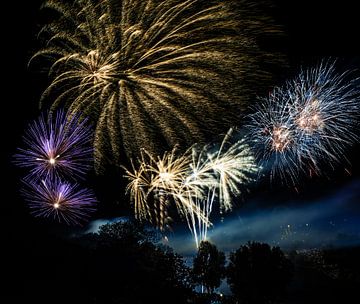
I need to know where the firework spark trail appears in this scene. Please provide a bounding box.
[32,0,283,171]
[21,178,97,225]
[148,150,190,230]
[207,128,258,212]
[123,147,207,236]
[247,89,300,183]
[247,61,360,183]
[124,147,207,231]
[14,110,93,181]
[181,147,217,247]
[123,157,152,222]
[124,129,258,247]
[183,129,258,247]
[290,62,359,167]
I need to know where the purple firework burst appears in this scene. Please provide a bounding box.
[14,110,93,180]
[22,178,97,225]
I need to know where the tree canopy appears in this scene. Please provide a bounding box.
[227,241,293,303]
[193,241,226,294]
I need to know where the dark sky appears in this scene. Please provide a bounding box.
[2,0,360,259]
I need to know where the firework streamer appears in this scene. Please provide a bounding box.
[290,61,360,171]
[247,89,300,183]
[123,157,152,222]
[177,145,216,247]
[183,129,258,247]
[153,190,171,231]
[124,147,208,232]
[207,129,258,212]
[21,178,97,225]
[247,61,360,183]
[124,129,258,247]
[32,0,284,171]
[14,110,93,181]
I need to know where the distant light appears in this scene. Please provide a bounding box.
[49,158,56,165]
[54,202,60,209]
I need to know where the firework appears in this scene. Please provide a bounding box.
[247,90,300,183]
[207,129,258,212]
[184,129,258,247]
[247,61,360,182]
[22,178,97,225]
[14,111,93,181]
[123,156,152,222]
[180,146,216,247]
[291,62,359,168]
[32,0,283,170]
[124,147,206,231]
[124,129,258,247]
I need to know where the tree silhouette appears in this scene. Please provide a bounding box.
[193,241,226,294]
[18,220,194,303]
[79,221,194,303]
[227,242,293,303]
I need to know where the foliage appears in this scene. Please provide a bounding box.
[227,241,293,303]
[193,241,226,293]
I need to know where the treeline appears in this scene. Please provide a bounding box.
[7,221,360,303]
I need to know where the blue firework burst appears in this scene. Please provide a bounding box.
[247,61,360,183]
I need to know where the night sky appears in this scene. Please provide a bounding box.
[2,0,360,280]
